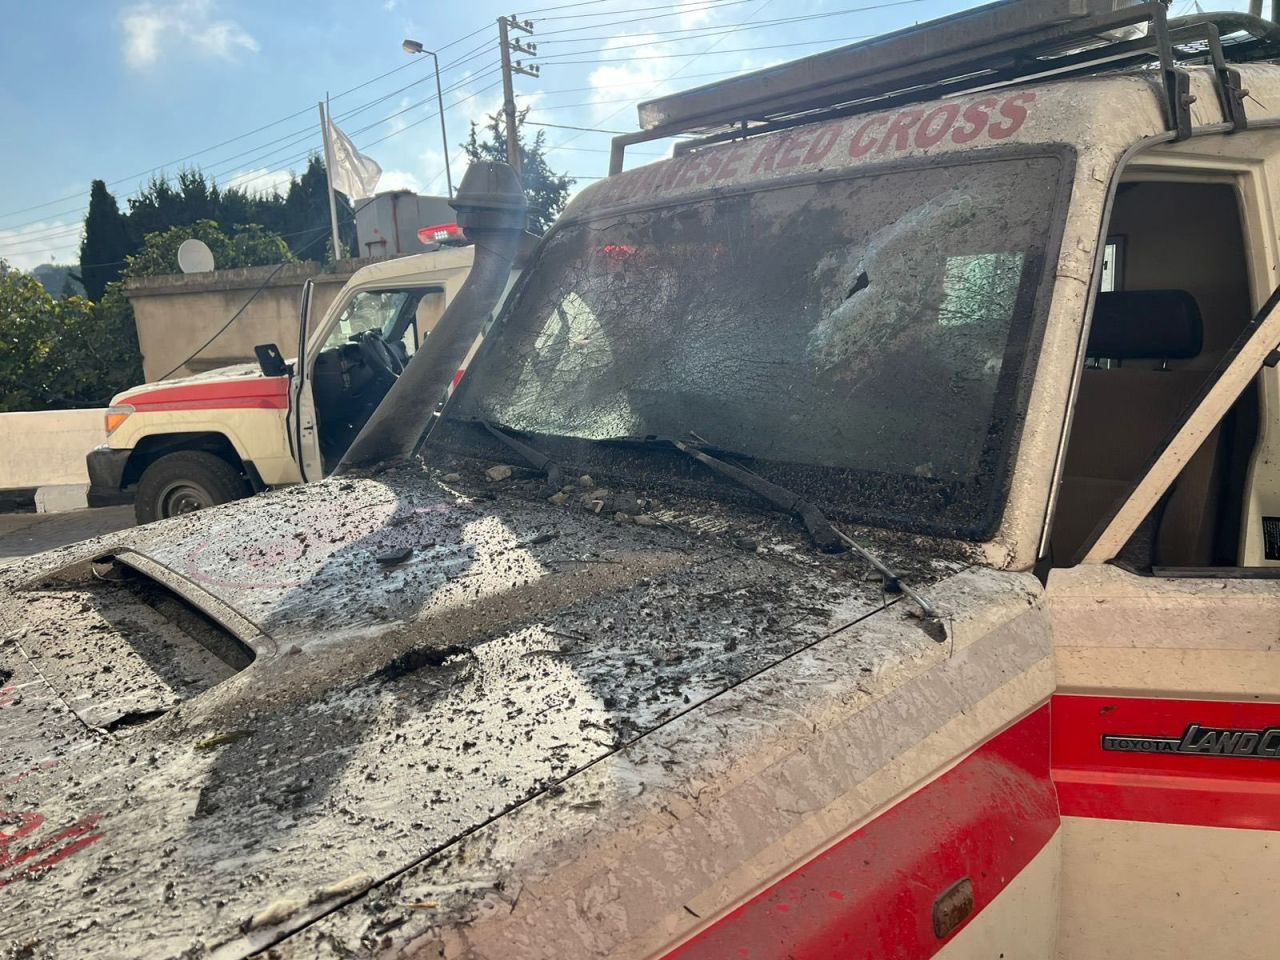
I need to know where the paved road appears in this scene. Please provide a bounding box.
[0,507,136,560]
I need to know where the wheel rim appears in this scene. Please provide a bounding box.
[157,480,215,517]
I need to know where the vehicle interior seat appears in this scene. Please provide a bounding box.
[1051,290,1223,566]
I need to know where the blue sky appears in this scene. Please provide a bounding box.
[0,0,1243,269]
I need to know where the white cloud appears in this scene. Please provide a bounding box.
[0,221,84,273]
[587,34,678,120]
[377,168,425,193]
[677,0,718,30]
[121,0,259,70]
[223,166,295,196]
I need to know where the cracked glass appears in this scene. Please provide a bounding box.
[446,153,1066,538]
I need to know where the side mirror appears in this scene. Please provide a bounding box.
[254,343,289,378]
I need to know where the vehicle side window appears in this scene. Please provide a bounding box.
[320,287,445,356]
[1051,181,1263,570]
[323,291,411,352]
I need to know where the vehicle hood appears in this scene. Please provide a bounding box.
[0,462,967,958]
[112,362,267,403]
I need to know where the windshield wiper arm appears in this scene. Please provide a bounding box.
[475,420,564,495]
[669,438,843,552]
[617,435,941,626]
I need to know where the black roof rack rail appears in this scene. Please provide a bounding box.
[609,0,1270,174]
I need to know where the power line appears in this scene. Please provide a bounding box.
[533,0,761,35]
[527,0,747,21]
[517,0,662,14]
[0,65,419,224]
[544,144,667,154]
[537,34,871,64]
[527,120,630,133]
[0,23,496,227]
[537,0,929,40]
[360,80,507,149]
[1,66,504,252]
[151,224,334,383]
[541,0,784,160]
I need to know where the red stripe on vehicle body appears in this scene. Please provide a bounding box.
[125,376,289,412]
[1051,694,1280,831]
[663,704,1057,960]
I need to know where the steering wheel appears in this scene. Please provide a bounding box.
[352,329,404,381]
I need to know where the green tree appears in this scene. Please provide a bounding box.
[79,180,135,301]
[42,284,143,409]
[126,169,222,244]
[0,263,58,410]
[123,220,295,278]
[0,261,136,411]
[462,109,574,234]
[112,157,350,262]
[279,156,355,259]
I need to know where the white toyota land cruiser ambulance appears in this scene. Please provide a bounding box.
[87,233,518,524]
[5,1,1280,958]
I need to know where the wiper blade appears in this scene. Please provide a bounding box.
[670,438,843,553]
[473,419,564,495]
[606,434,942,626]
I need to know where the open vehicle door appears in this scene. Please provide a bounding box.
[287,278,320,482]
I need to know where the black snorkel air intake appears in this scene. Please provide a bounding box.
[336,161,528,473]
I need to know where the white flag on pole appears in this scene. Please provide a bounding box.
[327,119,382,200]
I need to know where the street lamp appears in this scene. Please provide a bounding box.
[402,38,454,197]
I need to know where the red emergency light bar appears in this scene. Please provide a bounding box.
[418,223,467,245]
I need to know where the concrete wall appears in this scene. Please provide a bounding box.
[0,409,107,512]
[124,258,389,382]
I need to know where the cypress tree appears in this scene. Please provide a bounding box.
[78,181,133,301]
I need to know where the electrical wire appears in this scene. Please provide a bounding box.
[1,67,504,253]
[0,25,496,231]
[7,0,927,258]
[526,120,631,134]
[536,0,785,160]
[533,0,926,39]
[535,34,871,65]
[527,0,752,19]
[150,224,333,383]
[532,0,763,36]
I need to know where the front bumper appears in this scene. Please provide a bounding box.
[86,446,134,507]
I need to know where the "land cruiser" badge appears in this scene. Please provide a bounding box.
[1102,724,1280,758]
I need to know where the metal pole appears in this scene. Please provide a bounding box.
[319,97,344,261]
[1249,0,1262,19]
[430,51,454,197]
[498,16,522,178]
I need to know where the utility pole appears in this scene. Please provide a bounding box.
[497,15,539,179]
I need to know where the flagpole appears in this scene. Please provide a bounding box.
[319,95,344,262]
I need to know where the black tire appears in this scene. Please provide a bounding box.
[134,451,250,525]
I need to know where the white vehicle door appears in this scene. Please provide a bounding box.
[287,279,325,482]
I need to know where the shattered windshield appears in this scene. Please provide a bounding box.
[443,152,1066,539]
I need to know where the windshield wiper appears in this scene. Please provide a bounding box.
[603,434,942,626]
[472,419,564,495]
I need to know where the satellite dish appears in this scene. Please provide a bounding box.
[177,238,216,274]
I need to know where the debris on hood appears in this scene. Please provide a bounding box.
[0,459,973,957]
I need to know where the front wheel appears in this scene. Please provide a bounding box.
[134,451,250,524]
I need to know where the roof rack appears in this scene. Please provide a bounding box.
[610,0,1275,174]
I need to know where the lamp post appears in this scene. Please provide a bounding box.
[402,39,453,197]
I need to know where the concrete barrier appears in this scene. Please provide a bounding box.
[0,409,106,512]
